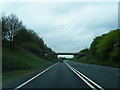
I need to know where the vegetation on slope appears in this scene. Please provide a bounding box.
[73,29,120,68]
[2,14,57,72]
[90,29,119,62]
[2,47,54,86]
[1,13,58,86]
[2,47,54,71]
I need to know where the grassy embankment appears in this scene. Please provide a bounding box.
[72,29,120,68]
[72,55,120,68]
[2,47,55,86]
[2,14,57,87]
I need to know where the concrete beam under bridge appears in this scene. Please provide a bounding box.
[54,53,81,55]
[52,52,86,58]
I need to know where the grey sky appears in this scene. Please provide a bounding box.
[1,1,118,57]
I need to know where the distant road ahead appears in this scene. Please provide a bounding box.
[4,60,119,89]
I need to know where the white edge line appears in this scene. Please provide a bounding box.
[64,62,96,90]
[13,63,58,90]
[64,62,104,90]
[73,68,104,90]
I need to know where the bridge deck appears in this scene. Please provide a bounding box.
[53,53,82,55]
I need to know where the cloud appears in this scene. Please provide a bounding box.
[1,2,118,57]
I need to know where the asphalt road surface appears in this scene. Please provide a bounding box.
[66,60,120,89]
[3,60,120,89]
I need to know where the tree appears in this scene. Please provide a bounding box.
[2,14,25,41]
[2,14,25,50]
[2,15,8,40]
[14,29,45,48]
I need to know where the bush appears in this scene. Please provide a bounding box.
[2,47,53,72]
[110,48,120,62]
[20,42,42,55]
[90,29,120,61]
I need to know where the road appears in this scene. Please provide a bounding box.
[66,60,120,88]
[3,60,120,89]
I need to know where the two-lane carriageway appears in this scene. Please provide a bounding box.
[3,60,119,89]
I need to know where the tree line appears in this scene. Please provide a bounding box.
[1,14,57,60]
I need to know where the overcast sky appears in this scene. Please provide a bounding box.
[0,1,118,57]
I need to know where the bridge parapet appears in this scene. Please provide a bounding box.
[52,52,86,56]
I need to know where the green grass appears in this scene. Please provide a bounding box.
[2,69,38,86]
[72,56,120,68]
[3,47,54,71]
[2,47,55,86]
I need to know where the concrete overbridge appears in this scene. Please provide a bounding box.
[40,51,86,58]
[53,52,86,57]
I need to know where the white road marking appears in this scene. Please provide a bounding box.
[13,63,58,90]
[73,67,104,89]
[64,62,96,90]
[64,62,104,90]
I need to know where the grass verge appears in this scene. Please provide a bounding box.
[2,69,38,86]
[72,56,120,68]
[3,47,54,71]
[2,47,55,86]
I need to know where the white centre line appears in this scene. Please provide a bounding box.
[13,63,58,90]
[64,61,105,90]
